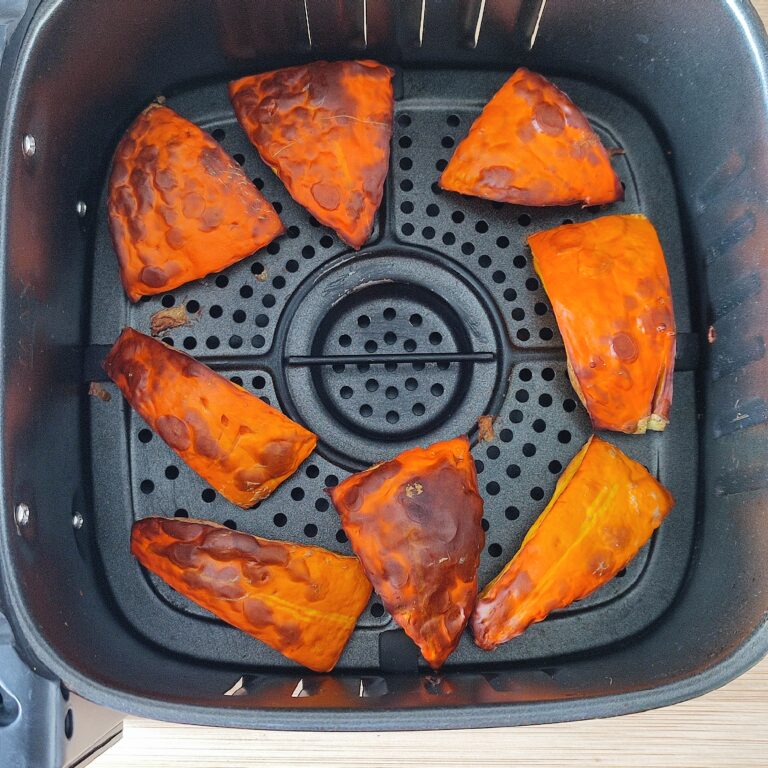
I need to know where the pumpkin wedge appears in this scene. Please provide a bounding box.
[108,104,283,301]
[440,68,623,207]
[329,437,484,668]
[472,436,674,650]
[104,328,316,507]
[229,60,394,249]
[131,517,372,672]
[529,214,676,433]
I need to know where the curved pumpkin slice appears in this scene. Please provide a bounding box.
[131,517,372,672]
[439,68,623,207]
[529,214,676,433]
[329,437,484,669]
[472,436,674,650]
[229,60,394,249]
[104,328,316,507]
[109,104,284,302]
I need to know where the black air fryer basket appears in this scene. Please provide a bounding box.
[2,0,768,764]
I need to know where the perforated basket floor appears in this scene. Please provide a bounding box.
[86,69,698,671]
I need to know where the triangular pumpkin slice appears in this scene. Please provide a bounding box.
[131,517,372,672]
[109,104,284,301]
[529,214,675,433]
[229,60,394,249]
[329,437,484,668]
[472,437,674,649]
[440,68,623,207]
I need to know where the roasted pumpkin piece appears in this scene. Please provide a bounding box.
[104,328,316,507]
[131,517,372,672]
[229,60,394,249]
[472,436,674,650]
[529,214,676,434]
[329,437,484,669]
[109,103,284,302]
[439,68,623,207]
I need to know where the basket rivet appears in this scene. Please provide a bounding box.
[21,134,36,158]
[72,512,84,530]
[76,201,87,217]
[15,502,30,527]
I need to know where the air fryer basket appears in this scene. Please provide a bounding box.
[1,0,767,732]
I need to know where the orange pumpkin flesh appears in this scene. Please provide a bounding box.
[108,104,284,302]
[472,436,674,650]
[439,68,623,207]
[229,60,394,249]
[329,437,484,669]
[529,214,676,434]
[131,517,372,672]
[104,328,316,507]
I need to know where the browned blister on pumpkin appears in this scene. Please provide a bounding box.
[440,68,623,207]
[108,104,284,301]
[104,328,316,507]
[131,517,372,672]
[472,436,674,650]
[329,437,484,669]
[529,214,676,434]
[229,60,394,249]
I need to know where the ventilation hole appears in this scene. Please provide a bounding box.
[165,465,179,480]
[513,254,527,268]
[64,709,74,740]
[499,428,513,442]
[616,568,627,578]
[201,488,216,503]
[492,201,504,210]
[426,203,439,217]
[370,602,386,618]
[526,277,540,291]
[286,225,300,239]
[435,159,447,172]
[532,418,546,433]
[138,429,152,443]
[262,294,276,308]
[358,363,370,372]
[251,334,265,349]
[539,393,553,407]
[505,506,520,521]
[358,314,371,328]
[140,479,154,494]
[563,398,577,412]
[412,402,425,416]
[385,386,398,400]
[315,498,329,512]
[398,135,412,149]
[412,361,425,371]
[386,410,400,424]
[442,232,456,245]
[461,242,475,255]
[253,177,264,190]
[364,340,378,353]
[562,218,574,225]
[404,377,418,391]
[290,487,305,502]
[475,459,485,474]
[339,334,352,348]
[506,464,521,479]
[360,404,373,417]
[212,128,225,141]
[531,486,545,501]
[517,368,532,383]
[476,220,489,233]
[431,181,442,195]
[252,375,266,389]
[534,302,548,316]
[336,529,348,543]
[486,445,500,460]
[365,379,379,392]
[174,508,188,518]
[397,114,411,127]
[232,309,246,323]
[451,211,465,224]
[260,396,271,405]
[184,300,200,314]
[542,367,555,381]
[522,442,536,458]
[429,332,442,345]
[404,339,417,352]
[302,245,315,259]
[437,361,450,371]
[273,513,287,527]
[161,337,174,346]
[325,474,339,487]
[402,223,415,236]
[503,288,517,301]
[518,213,532,226]
[223,519,237,530]
[558,430,572,444]
[496,236,510,249]
[183,336,197,350]
[488,543,502,557]
[430,383,444,397]
[446,114,460,127]
[512,307,525,321]
[251,261,265,276]
[478,255,491,268]
[441,136,454,148]
[509,409,523,423]
[539,327,554,340]
[273,201,283,214]
[422,226,435,239]
[515,389,529,403]
[320,235,333,248]
[304,523,317,538]
[340,386,353,399]
[517,329,531,341]
[384,331,397,345]
[400,200,414,214]
[332,364,345,373]
[400,157,413,171]
[227,335,242,349]
[161,294,175,308]
[230,376,243,386]
[306,464,319,479]
[233,153,245,166]
[215,274,229,288]
[272,276,286,289]
[548,460,563,474]
[492,270,506,284]
[400,180,413,193]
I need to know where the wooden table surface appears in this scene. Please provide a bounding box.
[92,3,768,765]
